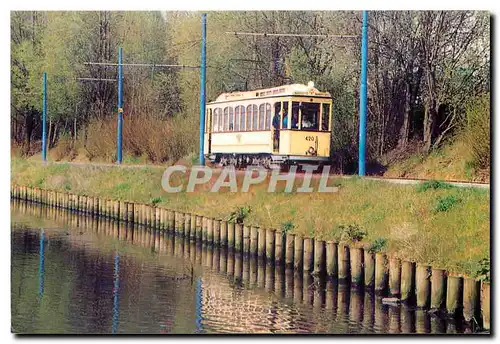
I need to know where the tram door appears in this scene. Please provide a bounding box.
[272,101,288,153]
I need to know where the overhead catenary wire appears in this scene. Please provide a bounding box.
[226,31,359,39]
[83,62,201,69]
[77,77,117,82]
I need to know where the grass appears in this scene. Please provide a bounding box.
[11,157,490,276]
[384,139,490,183]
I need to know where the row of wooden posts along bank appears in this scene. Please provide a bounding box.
[10,184,490,330]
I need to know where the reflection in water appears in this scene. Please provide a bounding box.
[10,200,478,334]
[38,229,45,297]
[112,252,120,335]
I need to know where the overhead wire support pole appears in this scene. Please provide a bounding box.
[42,72,47,162]
[117,47,123,164]
[358,11,368,176]
[199,13,207,166]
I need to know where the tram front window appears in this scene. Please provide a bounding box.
[301,103,320,131]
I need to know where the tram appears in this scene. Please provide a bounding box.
[204,81,332,169]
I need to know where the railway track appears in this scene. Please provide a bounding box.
[29,160,490,189]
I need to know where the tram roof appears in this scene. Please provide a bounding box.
[209,81,331,104]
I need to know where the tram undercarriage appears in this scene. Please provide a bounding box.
[206,153,329,171]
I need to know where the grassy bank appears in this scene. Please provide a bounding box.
[11,157,490,276]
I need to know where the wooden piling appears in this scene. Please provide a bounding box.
[326,241,338,277]
[206,217,213,244]
[249,226,258,257]
[430,268,446,310]
[303,237,314,272]
[190,214,197,241]
[234,223,243,253]
[294,235,304,271]
[168,210,175,231]
[416,264,431,308]
[446,275,463,315]
[227,222,235,249]
[364,249,375,289]
[401,260,415,302]
[338,244,350,280]
[113,200,119,220]
[220,220,228,247]
[275,230,284,265]
[313,240,325,275]
[258,227,267,258]
[374,252,388,294]
[481,281,490,330]
[266,228,276,263]
[213,219,220,246]
[463,277,480,323]
[285,233,294,268]
[202,216,208,243]
[184,213,191,239]
[389,257,402,297]
[350,247,363,286]
[243,225,251,255]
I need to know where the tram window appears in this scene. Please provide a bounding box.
[223,107,229,131]
[212,112,218,132]
[258,104,265,130]
[291,102,300,129]
[240,106,245,131]
[301,103,320,131]
[229,107,234,131]
[246,105,253,131]
[322,103,330,131]
[234,106,240,131]
[252,106,258,130]
[217,108,223,132]
[265,103,271,130]
[214,108,222,132]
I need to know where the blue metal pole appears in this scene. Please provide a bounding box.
[117,47,123,164]
[198,13,207,166]
[112,252,120,334]
[42,72,47,162]
[38,229,45,296]
[358,11,368,176]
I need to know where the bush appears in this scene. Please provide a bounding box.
[227,206,252,224]
[433,195,461,212]
[464,93,490,170]
[84,113,198,163]
[416,180,453,192]
[368,237,387,253]
[281,220,295,233]
[475,257,490,282]
[150,196,163,206]
[338,224,367,242]
[51,132,76,161]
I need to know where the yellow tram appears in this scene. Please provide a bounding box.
[204,81,332,169]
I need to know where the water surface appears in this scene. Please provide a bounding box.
[11,200,476,334]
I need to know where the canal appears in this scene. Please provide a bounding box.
[11,200,479,334]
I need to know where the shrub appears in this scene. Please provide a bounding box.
[475,257,490,282]
[51,132,76,161]
[281,220,295,233]
[338,224,367,242]
[150,196,163,206]
[464,93,490,170]
[417,180,453,192]
[368,237,388,253]
[433,195,461,212]
[227,206,252,224]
